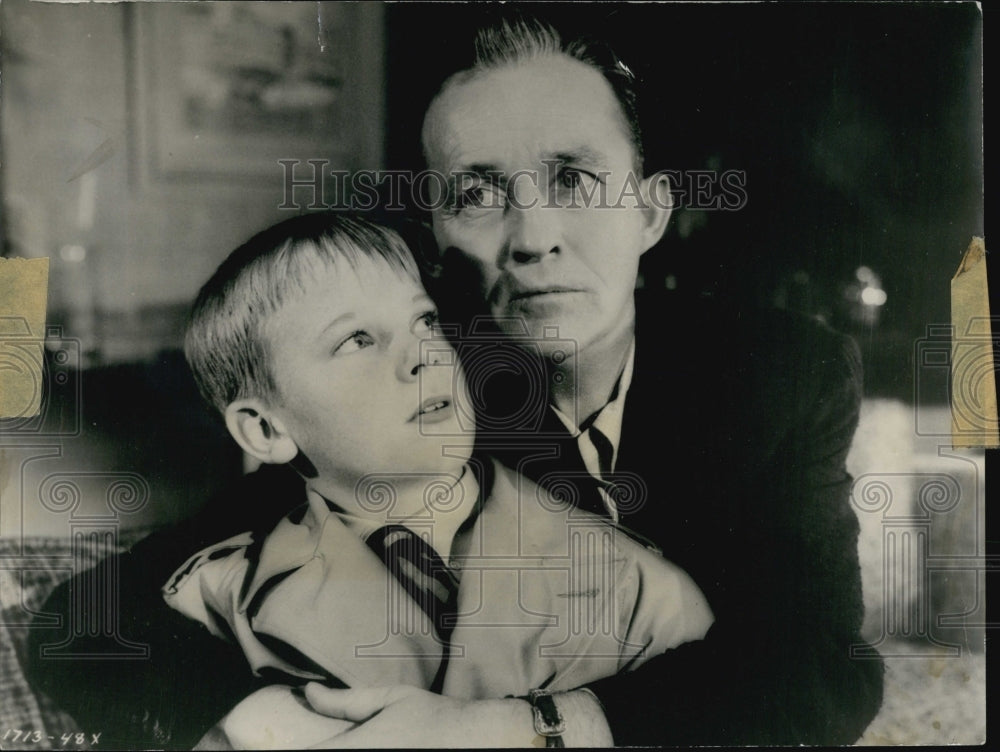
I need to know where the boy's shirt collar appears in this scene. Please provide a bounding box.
[306,463,478,566]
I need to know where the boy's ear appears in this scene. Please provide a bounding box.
[638,171,673,254]
[224,399,299,465]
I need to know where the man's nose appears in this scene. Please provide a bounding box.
[503,179,560,266]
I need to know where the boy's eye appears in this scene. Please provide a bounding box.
[413,310,440,336]
[333,330,375,355]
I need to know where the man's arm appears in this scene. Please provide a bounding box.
[583,327,884,746]
[300,684,613,748]
[24,464,303,749]
[24,526,262,749]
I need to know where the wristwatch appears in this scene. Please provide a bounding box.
[525,689,566,748]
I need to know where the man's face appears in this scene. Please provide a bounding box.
[264,256,468,497]
[423,54,667,357]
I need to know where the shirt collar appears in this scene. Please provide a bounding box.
[550,338,635,470]
[306,464,478,563]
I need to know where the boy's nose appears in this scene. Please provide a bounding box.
[401,338,446,380]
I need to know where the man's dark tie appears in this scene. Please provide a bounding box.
[584,425,623,520]
[365,524,460,643]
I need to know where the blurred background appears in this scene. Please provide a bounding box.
[0,1,987,743]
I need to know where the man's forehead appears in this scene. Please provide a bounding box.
[423,55,634,172]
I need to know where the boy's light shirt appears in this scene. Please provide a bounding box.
[163,455,715,701]
[549,339,635,521]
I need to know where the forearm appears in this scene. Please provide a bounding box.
[583,499,884,742]
[25,540,259,748]
[510,690,614,747]
[551,689,614,747]
[25,466,301,746]
[437,690,612,747]
[586,622,883,746]
[298,684,612,748]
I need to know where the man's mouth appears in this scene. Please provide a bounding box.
[508,286,582,302]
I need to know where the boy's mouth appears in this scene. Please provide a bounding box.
[411,397,453,422]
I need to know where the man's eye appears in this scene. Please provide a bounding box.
[452,184,503,213]
[333,331,374,355]
[557,168,598,191]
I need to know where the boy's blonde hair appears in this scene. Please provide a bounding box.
[185,212,420,414]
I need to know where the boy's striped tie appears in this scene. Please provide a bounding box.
[365,524,460,642]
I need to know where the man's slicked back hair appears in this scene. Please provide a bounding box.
[433,12,645,172]
[185,212,419,415]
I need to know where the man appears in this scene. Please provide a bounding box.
[294,15,884,747]
[27,13,883,749]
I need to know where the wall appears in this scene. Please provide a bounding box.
[2,0,384,362]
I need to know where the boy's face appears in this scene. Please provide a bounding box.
[263,256,468,498]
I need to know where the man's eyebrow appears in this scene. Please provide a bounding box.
[451,163,504,181]
[546,147,613,170]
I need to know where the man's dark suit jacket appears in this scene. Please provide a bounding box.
[26,292,884,748]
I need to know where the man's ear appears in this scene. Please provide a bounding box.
[224,399,299,465]
[637,171,673,254]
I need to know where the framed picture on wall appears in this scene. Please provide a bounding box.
[130,1,381,182]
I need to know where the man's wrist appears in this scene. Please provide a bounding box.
[511,689,612,748]
[556,689,614,747]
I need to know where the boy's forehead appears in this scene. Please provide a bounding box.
[263,257,427,355]
[284,249,418,299]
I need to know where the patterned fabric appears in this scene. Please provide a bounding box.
[0,533,151,750]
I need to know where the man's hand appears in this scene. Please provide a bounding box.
[203,685,357,749]
[302,684,614,748]
[301,684,527,748]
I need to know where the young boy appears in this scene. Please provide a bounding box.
[166,212,712,748]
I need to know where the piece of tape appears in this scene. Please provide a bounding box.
[950,237,998,448]
[0,257,50,419]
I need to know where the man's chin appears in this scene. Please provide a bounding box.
[492,316,585,361]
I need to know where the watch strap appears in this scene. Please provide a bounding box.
[526,689,565,748]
